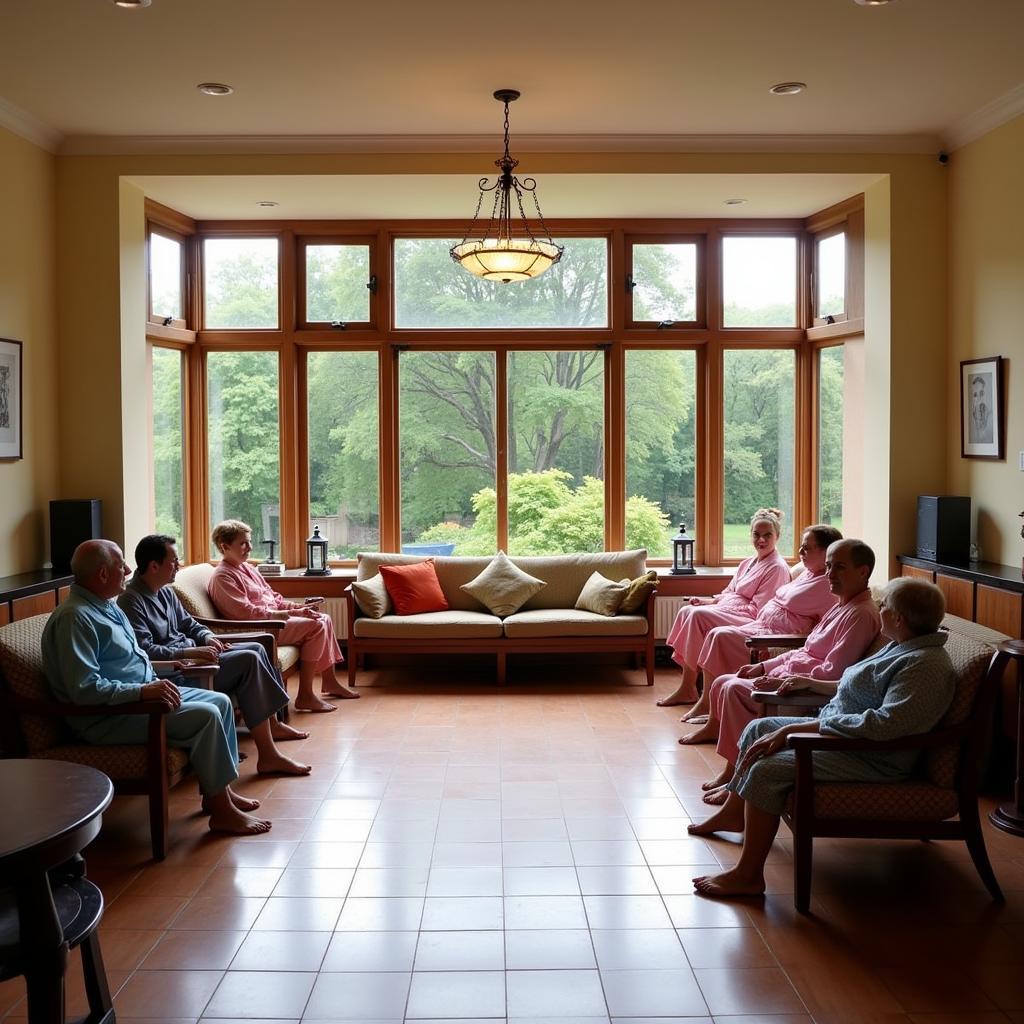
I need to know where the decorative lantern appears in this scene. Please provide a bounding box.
[671,523,696,575]
[303,525,330,577]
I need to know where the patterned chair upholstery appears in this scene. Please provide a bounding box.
[781,613,1014,912]
[172,562,301,677]
[0,613,195,860]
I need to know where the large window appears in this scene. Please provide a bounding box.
[149,232,184,326]
[507,350,605,555]
[625,350,697,559]
[393,238,608,329]
[307,351,380,558]
[203,238,280,330]
[816,231,846,320]
[399,351,497,554]
[206,351,280,557]
[818,345,844,528]
[151,346,186,554]
[723,349,796,557]
[628,242,699,326]
[303,243,372,326]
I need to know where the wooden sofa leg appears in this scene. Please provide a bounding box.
[149,779,169,861]
[961,801,1004,902]
[347,651,358,688]
[496,651,507,686]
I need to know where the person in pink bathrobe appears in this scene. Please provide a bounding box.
[208,520,359,714]
[687,538,881,803]
[678,524,842,725]
[657,508,792,707]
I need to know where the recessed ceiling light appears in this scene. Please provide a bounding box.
[197,82,233,96]
[257,201,279,208]
[724,198,747,206]
[854,0,896,5]
[770,82,806,96]
[112,0,151,7]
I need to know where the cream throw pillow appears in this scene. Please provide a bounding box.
[575,571,629,617]
[460,551,546,617]
[351,573,392,619]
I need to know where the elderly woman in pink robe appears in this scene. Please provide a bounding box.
[657,509,792,708]
[208,519,358,714]
[677,525,841,725]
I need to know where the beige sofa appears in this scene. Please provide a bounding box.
[344,550,656,686]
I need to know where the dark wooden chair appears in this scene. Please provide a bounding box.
[750,615,1017,912]
[0,613,215,861]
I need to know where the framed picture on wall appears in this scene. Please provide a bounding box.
[0,338,22,461]
[960,355,1004,460]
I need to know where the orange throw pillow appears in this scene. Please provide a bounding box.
[379,559,450,615]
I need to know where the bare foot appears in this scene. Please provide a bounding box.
[692,868,765,898]
[295,696,338,713]
[679,722,719,745]
[657,694,696,707]
[257,752,312,776]
[681,713,710,725]
[202,791,261,814]
[702,785,729,806]
[701,766,733,791]
[271,721,310,741]
[208,806,273,835]
[687,802,745,836]
[322,684,360,700]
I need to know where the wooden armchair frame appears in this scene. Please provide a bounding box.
[0,663,215,861]
[775,644,1018,912]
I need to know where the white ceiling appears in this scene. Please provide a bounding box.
[131,172,884,220]
[2,0,1023,148]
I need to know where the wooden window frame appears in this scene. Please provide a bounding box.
[144,209,859,569]
[199,231,285,335]
[145,200,196,342]
[805,195,865,339]
[624,234,706,331]
[297,236,378,332]
[719,227,806,335]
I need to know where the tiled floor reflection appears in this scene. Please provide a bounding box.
[3,660,1024,1023]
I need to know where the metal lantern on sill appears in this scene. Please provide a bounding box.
[671,523,696,576]
[303,525,330,577]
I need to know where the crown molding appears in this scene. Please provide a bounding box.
[59,131,940,157]
[0,95,62,153]
[944,83,1024,153]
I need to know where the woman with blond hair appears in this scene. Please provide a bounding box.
[658,508,791,708]
[208,520,358,713]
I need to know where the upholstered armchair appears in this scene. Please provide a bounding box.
[0,613,216,860]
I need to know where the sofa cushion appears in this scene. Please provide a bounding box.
[380,560,449,615]
[502,609,649,638]
[353,610,504,639]
[461,552,546,617]
[619,570,659,614]
[575,571,628,616]
[351,573,392,619]
[356,550,649,612]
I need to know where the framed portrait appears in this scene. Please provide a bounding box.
[960,356,1004,460]
[0,338,22,461]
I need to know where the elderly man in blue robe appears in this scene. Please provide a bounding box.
[118,533,310,777]
[41,539,272,835]
[688,577,955,898]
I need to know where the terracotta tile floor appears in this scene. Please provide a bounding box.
[4,661,1024,1023]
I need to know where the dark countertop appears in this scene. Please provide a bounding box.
[898,554,1024,594]
[0,569,74,599]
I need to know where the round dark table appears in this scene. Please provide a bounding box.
[0,760,113,1024]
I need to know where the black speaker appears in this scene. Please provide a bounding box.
[916,495,970,563]
[50,499,103,573]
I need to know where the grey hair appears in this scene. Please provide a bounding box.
[70,540,121,584]
[883,577,946,636]
[828,538,876,575]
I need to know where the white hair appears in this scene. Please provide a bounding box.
[70,540,121,584]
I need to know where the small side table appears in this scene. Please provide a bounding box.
[0,761,113,1024]
[990,640,1024,838]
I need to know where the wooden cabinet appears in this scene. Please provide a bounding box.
[976,585,1024,639]
[12,592,57,621]
[901,565,935,583]
[0,572,74,627]
[937,572,975,621]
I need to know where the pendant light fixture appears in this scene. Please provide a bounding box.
[450,90,564,284]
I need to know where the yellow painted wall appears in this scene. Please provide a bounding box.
[948,114,1024,567]
[53,149,949,574]
[0,127,57,576]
